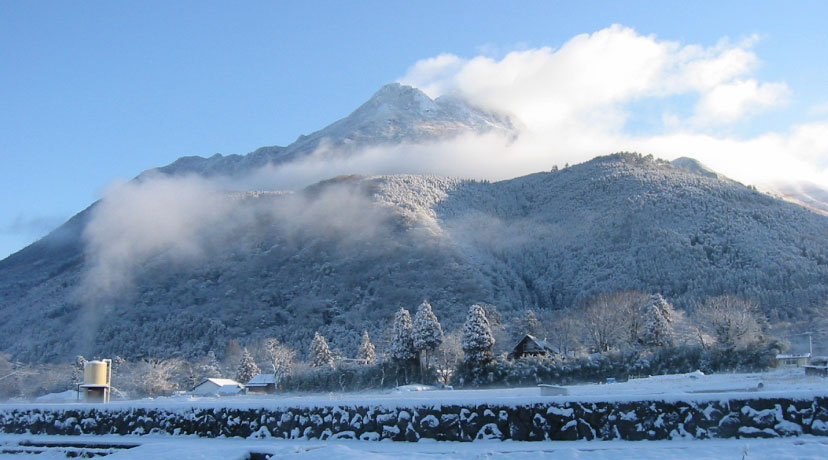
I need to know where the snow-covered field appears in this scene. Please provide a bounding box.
[18,368,827,410]
[2,369,827,458]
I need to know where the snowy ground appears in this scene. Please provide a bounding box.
[1,434,828,460]
[14,368,828,411]
[2,369,827,458]
[153,367,828,407]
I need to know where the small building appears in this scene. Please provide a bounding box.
[245,374,277,394]
[775,353,811,368]
[191,378,244,396]
[510,334,555,359]
[805,365,828,377]
[804,356,828,377]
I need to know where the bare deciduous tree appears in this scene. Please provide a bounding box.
[262,338,296,385]
[126,358,184,397]
[693,296,765,350]
[433,330,464,386]
[618,291,650,347]
[579,293,632,352]
[545,310,580,357]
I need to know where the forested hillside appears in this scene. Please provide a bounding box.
[1,153,825,363]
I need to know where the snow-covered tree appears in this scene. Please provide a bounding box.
[180,353,221,390]
[693,296,765,350]
[130,357,183,397]
[356,330,376,365]
[263,338,296,383]
[389,308,416,363]
[462,304,495,366]
[236,348,260,384]
[412,300,443,374]
[72,355,87,385]
[579,292,635,352]
[511,309,544,341]
[310,332,335,368]
[524,310,543,337]
[641,294,675,347]
[198,351,222,378]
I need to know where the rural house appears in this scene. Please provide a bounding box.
[774,353,811,368]
[191,378,244,396]
[245,374,278,394]
[510,334,555,359]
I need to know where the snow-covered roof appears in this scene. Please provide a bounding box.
[776,353,811,359]
[514,334,554,352]
[246,374,277,386]
[198,378,242,388]
[216,385,244,395]
[192,378,244,396]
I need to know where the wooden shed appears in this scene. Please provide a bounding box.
[245,374,278,394]
[510,334,555,359]
[775,353,811,368]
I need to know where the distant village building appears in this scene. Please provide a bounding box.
[245,374,277,394]
[775,353,811,368]
[510,334,555,360]
[804,356,828,377]
[191,378,244,396]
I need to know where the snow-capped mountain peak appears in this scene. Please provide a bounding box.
[353,83,442,119]
[153,83,518,178]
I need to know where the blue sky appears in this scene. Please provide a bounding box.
[2,1,827,259]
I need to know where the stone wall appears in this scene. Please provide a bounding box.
[2,396,827,441]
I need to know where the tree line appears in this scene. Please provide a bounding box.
[0,291,783,400]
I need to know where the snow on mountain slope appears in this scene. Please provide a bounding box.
[1,78,826,363]
[1,154,826,363]
[762,180,828,216]
[150,83,518,179]
[670,157,720,179]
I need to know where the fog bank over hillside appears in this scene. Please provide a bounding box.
[1,153,826,362]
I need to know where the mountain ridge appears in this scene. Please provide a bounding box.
[1,81,827,363]
[147,83,518,180]
[2,154,827,362]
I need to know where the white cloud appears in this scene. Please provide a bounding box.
[393,25,827,187]
[400,26,792,132]
[693,79,789,124]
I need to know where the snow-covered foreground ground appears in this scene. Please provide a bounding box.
[3,369,827,458]
[1,434,827,460]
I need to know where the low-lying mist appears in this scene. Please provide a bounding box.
[78,172,396,305]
